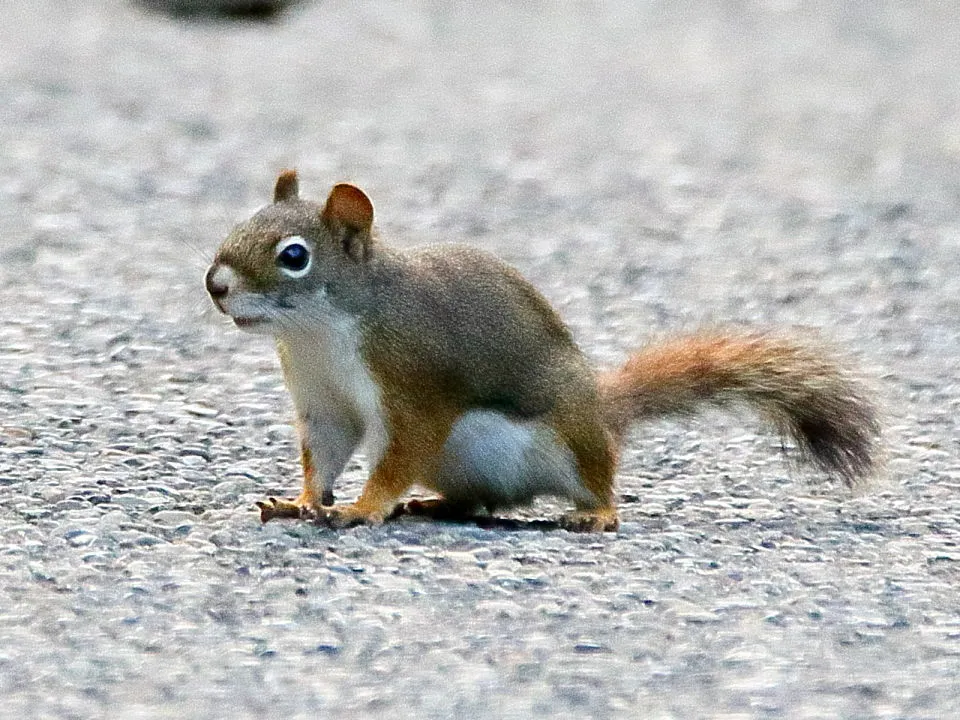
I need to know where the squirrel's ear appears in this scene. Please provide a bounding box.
[273,169,300,203]
[321,183,374,262]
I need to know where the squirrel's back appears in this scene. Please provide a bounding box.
[359,244,597,419]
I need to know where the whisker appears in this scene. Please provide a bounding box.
[171,235,217,272]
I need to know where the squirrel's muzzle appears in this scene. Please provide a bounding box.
[205,264,229,312]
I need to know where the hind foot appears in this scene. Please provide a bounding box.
[560,507,620,533]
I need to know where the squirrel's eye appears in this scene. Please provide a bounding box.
[275,236,311,277]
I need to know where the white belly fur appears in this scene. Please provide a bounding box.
[433,410,595,511]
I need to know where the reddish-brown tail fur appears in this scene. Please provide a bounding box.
[597,332,880,484]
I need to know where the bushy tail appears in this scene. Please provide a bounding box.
[597,332,880,484]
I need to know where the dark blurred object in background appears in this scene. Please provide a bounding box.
[137,0,302,20]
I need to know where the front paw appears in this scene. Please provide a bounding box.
[315,503,386,529]
[255,496,318,523]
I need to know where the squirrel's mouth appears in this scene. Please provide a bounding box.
[232,316,268,329]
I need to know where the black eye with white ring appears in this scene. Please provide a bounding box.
[275,236,312,278]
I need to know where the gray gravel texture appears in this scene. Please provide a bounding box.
[2,2,959,718]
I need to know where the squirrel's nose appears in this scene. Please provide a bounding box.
[205,264,229,300]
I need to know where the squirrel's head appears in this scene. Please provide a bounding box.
[205,170,376,335]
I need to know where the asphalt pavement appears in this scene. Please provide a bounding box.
[1,2,959,717]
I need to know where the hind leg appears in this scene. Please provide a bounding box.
[549,407,621,532]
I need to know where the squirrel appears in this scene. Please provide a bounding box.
[204,170,880,532]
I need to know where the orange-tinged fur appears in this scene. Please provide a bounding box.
[210,171,881,532]
[598,333,879,484]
